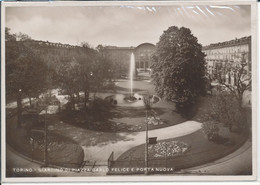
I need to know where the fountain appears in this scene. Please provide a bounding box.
[104,53,160,107]
[130,53,135,96]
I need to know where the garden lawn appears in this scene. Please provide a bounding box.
[110,126,248,175]
[6,115,84,168]
[50,79,186,132]
[58,102,186,132]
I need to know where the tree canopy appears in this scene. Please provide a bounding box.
[5,27,116,123]
[6,32,48,98]
[6,28,49,127]
[214,53,251,108]
[151,26,206,115]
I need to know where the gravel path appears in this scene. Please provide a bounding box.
[82,121,202,164]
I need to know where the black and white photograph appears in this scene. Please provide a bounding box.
[1,1,257,182]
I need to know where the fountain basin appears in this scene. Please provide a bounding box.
[105,93,160,107]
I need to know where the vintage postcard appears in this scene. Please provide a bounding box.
[1,0,258,182]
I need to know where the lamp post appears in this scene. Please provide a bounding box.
[43,107,48,166]
[29,137,34,162]
[143,93,151,175]
[39,97,49,167]
[17,89,22,128]
[165,143,168,168]
[145,110,149,175]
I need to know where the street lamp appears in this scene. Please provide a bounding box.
[39,97,49,167]
[164,143,168,168]
[143,94,151,175]
[145,111,149,175]
[29,137,34,162]
[43,107,48,166]
[17,89,22,128]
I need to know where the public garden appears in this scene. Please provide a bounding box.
[5,26,252,177]
[6,76,251,176]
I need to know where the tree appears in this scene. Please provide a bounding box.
[93,49,114,91]
[55,44,113,111]
[209,91,247,132]
[16,32,32,41]
[96,44,115,79]
[151,26,206,116]
[210,54,251,132]
[5,27,16,41]
[97,45,128,79]
[216,53,251,108]
[76,45,113,108]
[6,31,48,127]
[75,48,96,109]
[56,57,81,110]
[81,41,91,48]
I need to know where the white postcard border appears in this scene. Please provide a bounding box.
[1,0,258,183]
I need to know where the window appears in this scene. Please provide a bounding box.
[140,61,144,68]
[145,61,148,68]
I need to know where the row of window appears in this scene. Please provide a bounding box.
[203,44,249,55]
[136,61,149,68]
[205,53,248,60]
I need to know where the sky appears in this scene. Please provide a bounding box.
[5,5,251,47]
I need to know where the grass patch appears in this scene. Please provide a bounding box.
[58,105,185,132]
[111,126,248,174]
[6,116,84,169]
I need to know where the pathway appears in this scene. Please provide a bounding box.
[5,88,200,166]
[82,121,202,164]
[6,145,106,177]
[5,121,201,177]
[5,120,253,177]
[184,140,252,175]
[5,133,252,177]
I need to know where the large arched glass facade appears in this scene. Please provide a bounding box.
[134,43,155,72]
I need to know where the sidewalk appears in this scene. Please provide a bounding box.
[5,139,252,177]
[5,121,202,177]
[5,127,252,177]
[82,121,202,163]
[6,145,107,177]
[184,139,252,175]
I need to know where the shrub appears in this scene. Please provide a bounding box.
[201,121,219,141]
[21,113,39,130]
[89,98,112,119]
[103,81,116,90]
[175,99,198,119]
[210,91,247,132]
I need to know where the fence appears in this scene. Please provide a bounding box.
[108,151,114,170]
[107,138,249,175]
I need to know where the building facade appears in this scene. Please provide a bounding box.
[202,36,251,85]
[19,39,156,78]
[104,43,155,76]
[134,43,155,71]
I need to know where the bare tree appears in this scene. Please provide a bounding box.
[217,53,251,108]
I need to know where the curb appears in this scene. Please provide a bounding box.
[184,139,252,171]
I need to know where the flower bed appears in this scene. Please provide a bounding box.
[148,141,190,158]
[147,116,164,126]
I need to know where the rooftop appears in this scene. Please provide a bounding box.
[203,36,251,50]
